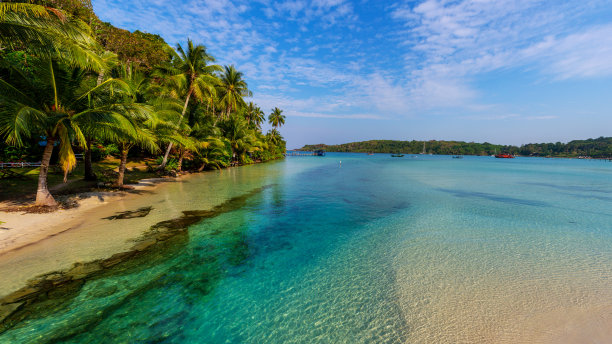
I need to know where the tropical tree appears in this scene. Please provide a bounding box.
[268,107,285,128]
[0,58,142,206]
[109,64,160,187]
[0,2,102,70]
[244,101,265,130]
[156,39,220,169]
[219,113,260,163]
[217,65,251,119]
[83,50,119,180]
[253,105,265,130]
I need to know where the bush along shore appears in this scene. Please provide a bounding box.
[0,1,287,209]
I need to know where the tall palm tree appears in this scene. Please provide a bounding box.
[0,59,142,206]
[268,107,285,128]
[253,106,265,130]
[0,2,102,70]
[217,65,251,120]
[83,51,119,181]
[156,39,220,169]
[110,64,160,187]
[244,102,265,130]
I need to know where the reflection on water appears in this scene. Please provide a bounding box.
[1,154,612,343]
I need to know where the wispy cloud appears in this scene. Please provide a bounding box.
[391,0,612,110]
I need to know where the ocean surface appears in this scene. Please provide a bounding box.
[2,153,612,343]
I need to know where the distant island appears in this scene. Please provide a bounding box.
[298,137,612,158]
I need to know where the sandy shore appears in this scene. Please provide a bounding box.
[0,179,167,256]
[0,176,185,298]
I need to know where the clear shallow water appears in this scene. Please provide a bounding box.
[2,154,612,343]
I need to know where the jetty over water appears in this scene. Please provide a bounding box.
[286,150,326,156]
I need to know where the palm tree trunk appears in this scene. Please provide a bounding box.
[159,90,192,169]
[36,138,58,207]
[84,138,96,181]
[116,143,128,187]
[177,148,185,171]
[96,70,105,86]
[198,162,207,172]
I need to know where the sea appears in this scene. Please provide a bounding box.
[2,153,612,343]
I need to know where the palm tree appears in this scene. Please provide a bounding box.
[156,39,220,169]
[244,102,265,130]
[253,106,265,130]
[266,128,283,146]
[0,59,141,206]
[83,51,119,180]
[268,107,285,128]
[0,2,102,70]
[219,113,260,163]
[110,64,160,187]
[217,65,252,120]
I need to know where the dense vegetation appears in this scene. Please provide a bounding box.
[0,1,287,206]
[300,137,612,158]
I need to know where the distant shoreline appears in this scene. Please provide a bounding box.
[296,137,612,159]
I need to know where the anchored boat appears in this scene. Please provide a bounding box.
[494,153,514,158]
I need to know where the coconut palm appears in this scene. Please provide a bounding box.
[268,107,285,128]
[109,64,161,187]
[0,58,143,206]
[244,102,265,130]
[0,2,102,70]
[219,113,260,163]
[83,51,120,181]
[217,65,251,119]
[156,39,220,169]
[266,128,283,146]
[197,137,230,171]
[253,106,265,130]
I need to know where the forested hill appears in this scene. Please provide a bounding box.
[299,137,612,158]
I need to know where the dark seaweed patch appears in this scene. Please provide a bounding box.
[103,206,153,220]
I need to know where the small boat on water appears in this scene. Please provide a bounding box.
[391,153,404,157]
[452,155,463,159]
[367,152,374,155]
[495,153,514,159]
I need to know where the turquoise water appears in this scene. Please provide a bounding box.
[2,154,612,343]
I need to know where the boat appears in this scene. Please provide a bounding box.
[494,153,514,159]
[391,153,404,157]
[367,152,374,155]
[452,155,463,159]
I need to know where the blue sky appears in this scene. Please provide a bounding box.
[92,0,612,149]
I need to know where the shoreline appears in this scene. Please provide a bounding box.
[0,176,176,257]
[0,159,281,300]
[0,169,215,301]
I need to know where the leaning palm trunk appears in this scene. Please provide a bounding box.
[116,143,129,187]
[159,90,192,169]
[36,138,58,207]
[177,148,185,171]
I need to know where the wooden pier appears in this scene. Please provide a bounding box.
[285,150,326,156]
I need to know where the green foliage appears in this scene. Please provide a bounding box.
[300,138,612,158]
[95,23,174,70]
[91,143,119,161]
[0,1,287,205]
[154,156,178,171]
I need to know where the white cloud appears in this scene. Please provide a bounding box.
[389,0,612,114]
